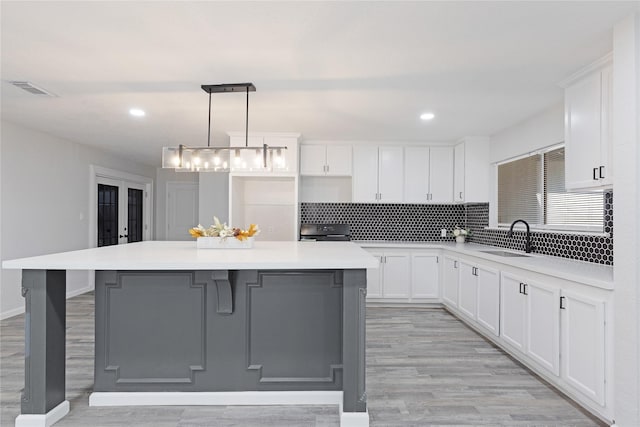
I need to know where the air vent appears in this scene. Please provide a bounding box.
[10,81,56,97]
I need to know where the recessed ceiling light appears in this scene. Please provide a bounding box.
[129,108,145,117]
[420,112,435,121]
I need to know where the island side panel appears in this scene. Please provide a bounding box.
[342,268,367,413]
[94,269,344,392]
[21,269,66,414]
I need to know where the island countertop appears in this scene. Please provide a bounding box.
[2,240,379,271]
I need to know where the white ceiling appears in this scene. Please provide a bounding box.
[1,1,638,167]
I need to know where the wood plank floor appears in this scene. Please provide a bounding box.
[0,292,604,426]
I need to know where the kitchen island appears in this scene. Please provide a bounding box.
[2,241,378,427]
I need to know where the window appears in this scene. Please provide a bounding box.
[498,146,604,231]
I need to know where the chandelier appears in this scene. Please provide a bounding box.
[162,83,287,172]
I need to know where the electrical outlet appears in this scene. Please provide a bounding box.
[441,228,447,237]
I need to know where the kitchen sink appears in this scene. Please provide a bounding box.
[480,250,530,257]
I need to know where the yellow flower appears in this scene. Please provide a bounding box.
[188,228,204,238]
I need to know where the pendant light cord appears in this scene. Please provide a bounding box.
[245,87,249,147]
[207,91,212,147]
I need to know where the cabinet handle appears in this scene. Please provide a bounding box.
[593,167,598,180]
[599,165,604,179]
[560,296,566,309]
[459,191,463,199]
[379,193,382,200]
[519,282,524,294]
[454,260,458,268]
[326,164,330,173]
[523,283,528,295]
[436,256,439,263]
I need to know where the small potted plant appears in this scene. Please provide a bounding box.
[451,226,472,243]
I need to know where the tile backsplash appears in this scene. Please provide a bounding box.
[300,191,613,265]
[465,190,613,265]
[300,203,465,241]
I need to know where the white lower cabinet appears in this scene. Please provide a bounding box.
[476,266,500,337]
[561,290,606,406]
[500,272,560,375]
[458,261,477,318]
[411,252,439,299]
[442,256,459,307]
[457,260,500,336]
[383,252,411,298]
[364,248,439,302]
[366,250,384,299]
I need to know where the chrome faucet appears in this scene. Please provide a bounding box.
[507,219,534,253]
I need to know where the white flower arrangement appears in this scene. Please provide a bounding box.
[451,226,472,237]
[189,217,260,241]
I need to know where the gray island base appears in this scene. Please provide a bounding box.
[3,241,376,427]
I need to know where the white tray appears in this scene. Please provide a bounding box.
[196,236,254,249]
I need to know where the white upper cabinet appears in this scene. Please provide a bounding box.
[453,137,490,203]
[403,147,430,202]
[353,145,403,203]
[562,55,612,190]
[454,143,465,202]
[228,132,300,174]
[300,144,352,176]
[404,146,454,203]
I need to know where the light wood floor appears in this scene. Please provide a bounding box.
[1,292,605,426]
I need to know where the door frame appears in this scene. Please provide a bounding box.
[89,165,153,249]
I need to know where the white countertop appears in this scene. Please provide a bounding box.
[2,241,379,271]
[356,241,614,290]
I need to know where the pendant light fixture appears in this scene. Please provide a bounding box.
[162,83,287,172]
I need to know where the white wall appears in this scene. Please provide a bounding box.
[198,173,229,226]
[154,168,199,240]
[0,120,156,319]
[489,102,564,163]
[612,12,640,426]
[488,102,564,226]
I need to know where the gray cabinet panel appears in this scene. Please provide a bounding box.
[94,269,345,392]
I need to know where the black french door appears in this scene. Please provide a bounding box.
[97,182,146,246]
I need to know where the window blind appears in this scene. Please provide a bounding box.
[544,148,603,229]
[498,154,542,224]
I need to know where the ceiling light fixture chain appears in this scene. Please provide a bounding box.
[161,82,287,173]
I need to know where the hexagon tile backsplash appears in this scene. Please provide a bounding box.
[300,191,613,265]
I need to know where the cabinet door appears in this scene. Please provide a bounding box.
[428,147,454,203]
[599,65,613,186]
[326,145,352,176]
[565,71,604,190]
[382,252,410,298]
[300,145,327,176]
[378,146,404,203]
[526,281,560,376]
[561,291,606,405]
[500,273,526,352]
[453,143,465,202]
[352,146,379,202]
[442,257,459,308]
[365,250,383,299]
[458,261,477,319]
[475,265,500,336]
[403,146,430,203]
[410,252,439,299]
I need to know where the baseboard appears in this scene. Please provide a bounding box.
[89,391,344,407]
[0,286,93,320]
[15,400,69,427]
